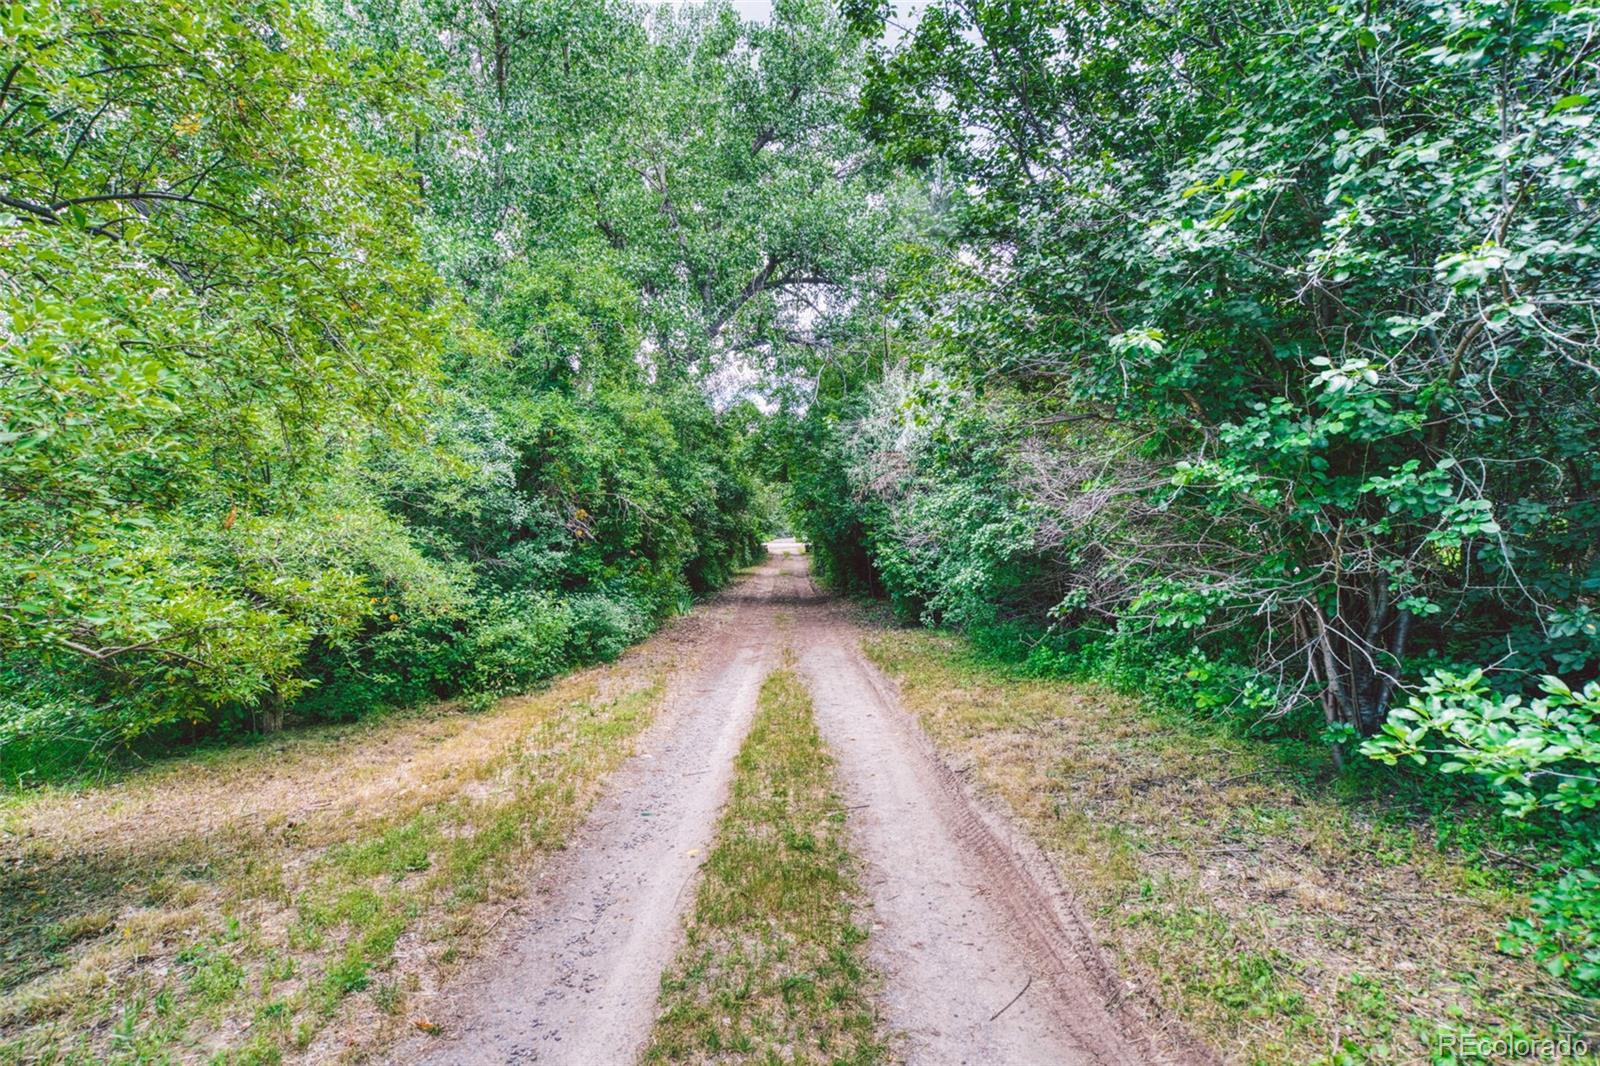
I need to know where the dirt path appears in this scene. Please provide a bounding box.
[396,549,1181,1065]
[790,565,1172,1066]
[396,564,780,1065]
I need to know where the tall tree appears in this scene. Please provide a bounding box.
[848,0,1600,737]
[2,0,444,719]
[328,0,894,380]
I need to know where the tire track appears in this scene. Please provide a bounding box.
[391,548,1202,1065]
[393,563,783,1065]
[788,559,1198,1066]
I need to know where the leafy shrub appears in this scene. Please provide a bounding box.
[1362,672,1600,820]
[1005,627,1307,738]
[565,594,649,664]
[460,592,575,698]
[1364,672,1600,992]
[0,672,114,785]
[1510,840,1600,991]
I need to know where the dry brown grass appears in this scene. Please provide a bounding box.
[865,631,1599,1066]
[0,616,715,1065]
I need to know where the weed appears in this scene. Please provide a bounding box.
[643,664,891,1064]
[865,630,1599,1064]
[320,955,371,1000]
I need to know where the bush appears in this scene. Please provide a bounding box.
[0,671,113,786]
[460,592,575,698]
[1362,673,1600,820]
[1510,839,1600,992]
[1364,672,1600,993]
[566,594,649,664]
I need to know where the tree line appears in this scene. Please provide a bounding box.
[779,0,1600,993]
[0,0,886,776]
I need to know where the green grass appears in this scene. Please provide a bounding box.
[0,667,665,1065]
[865,630,1599,1066]
[643,664,890,1065]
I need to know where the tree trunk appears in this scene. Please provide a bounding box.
[1300,606,1347,770]
[262,693,286,734]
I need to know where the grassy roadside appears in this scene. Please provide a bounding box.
[0,650,672,1065]
[644,664,889,1064]
[865,630,1599,1066]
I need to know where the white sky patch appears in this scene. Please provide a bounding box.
[884,1,927,45]
[640,0,775,21]
[702,354,777,412]
[640,1,926,40]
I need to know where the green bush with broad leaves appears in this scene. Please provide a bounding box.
[1364,673,1600,990]
[1364,672,1600,820]
[778,0,1600,998]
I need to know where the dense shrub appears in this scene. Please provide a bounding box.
[460,592,576,699]
[1518,840,1600,992]
[1364,673,1600,990]
[566,594,651,664]
[1,0,787,778]
[779,0,1600,996]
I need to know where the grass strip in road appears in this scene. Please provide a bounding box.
[866,630,1598,1065]
[644,664,889,1065]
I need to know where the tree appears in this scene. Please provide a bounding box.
[848,0,1600,741]
[327,0,895,379]
[2,0,444,732]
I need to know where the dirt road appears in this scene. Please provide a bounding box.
[399,548,1180,1065]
